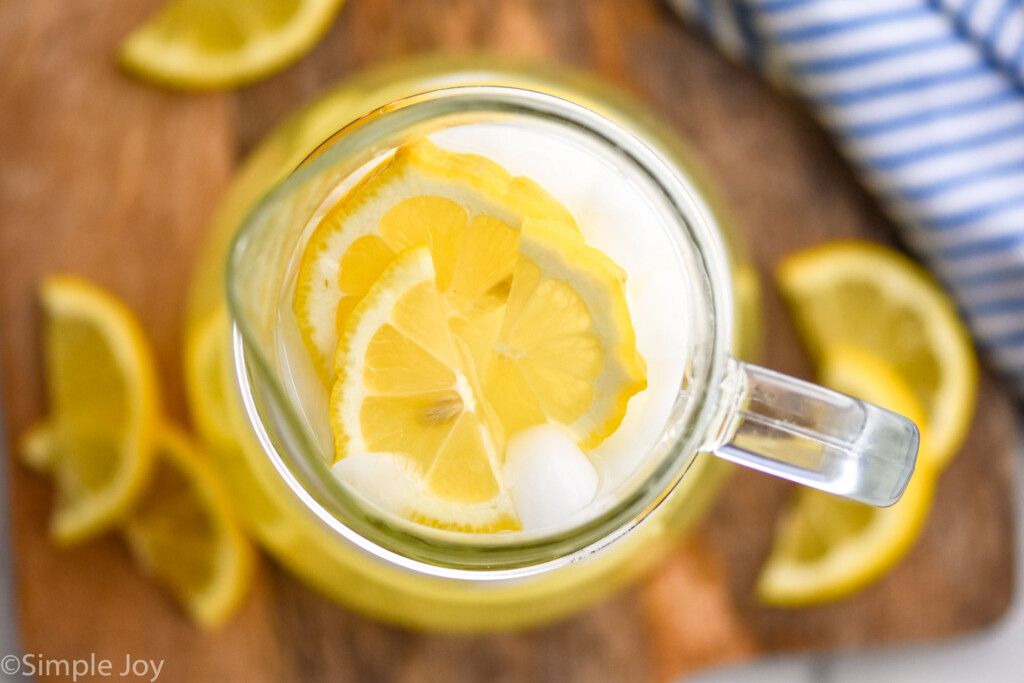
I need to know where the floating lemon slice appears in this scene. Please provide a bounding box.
[24,276,159,546]
[485,219,646,449]
[330,220,645,531]
[119,0,344,90]
[756,345,935,606]
[294,138,577,384]
[331,247,518,532]
[123,427,254,627]
[776,241,977,470]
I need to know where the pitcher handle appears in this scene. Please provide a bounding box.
[708,358,919,506]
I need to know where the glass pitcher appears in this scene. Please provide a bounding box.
[185,61,917,631]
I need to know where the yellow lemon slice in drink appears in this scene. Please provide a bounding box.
[295,138,577,384]
[756,346,936,606]
[24,276,159,546]
[330,246,518,532]
[776,241,977,470]
[123,426,255,627]
[119,0,345,90]
[330,221,645,531]
[484,219,647,449]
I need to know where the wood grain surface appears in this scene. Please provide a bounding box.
[0,1,1016,681]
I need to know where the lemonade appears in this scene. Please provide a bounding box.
[187,62,918,630]
[185,61,767,630]
[278,129,699,536]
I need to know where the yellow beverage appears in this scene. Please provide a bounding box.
[185,59,761,630]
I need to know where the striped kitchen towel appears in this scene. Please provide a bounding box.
[670,0,1024,396]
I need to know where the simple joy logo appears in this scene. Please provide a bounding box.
[1,653,164,681]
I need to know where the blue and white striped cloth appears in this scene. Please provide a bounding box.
[670,0,1024,396]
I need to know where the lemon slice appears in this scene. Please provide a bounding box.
[756,346,935,606]
[485,219,647,449]
[331,247,518,532]
[777,241,977,470]
[26,276,159,546]
[119,0,345,90]
[294,138,577,384]
[123,426,254,627]
[330,219,645,531]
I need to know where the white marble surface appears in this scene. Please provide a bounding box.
[692,424,1024,683]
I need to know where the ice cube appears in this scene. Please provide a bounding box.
[332,452,422,518]
[503,424,599,531]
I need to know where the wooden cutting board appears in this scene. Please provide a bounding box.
[0,0,1016,681]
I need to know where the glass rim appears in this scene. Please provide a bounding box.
[225,84,735,579]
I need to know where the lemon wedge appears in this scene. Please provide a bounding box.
[123,426,254,627]
[759,241,980,606]
[119,0,345,90]
[756,345,935,606]
[756,472,936,607]
[294,138,577,384]
[24,276,159,546]
[776,241,977,470]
